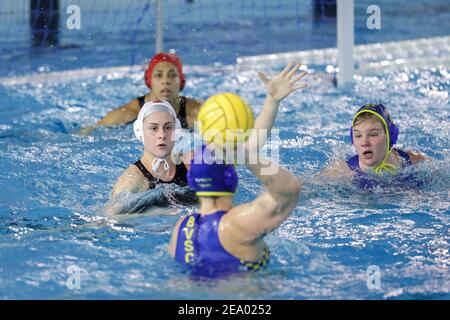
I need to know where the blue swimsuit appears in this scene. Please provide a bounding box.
[346,148,421,189]
[175,211,269,274]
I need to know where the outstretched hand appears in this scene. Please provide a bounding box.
[258,62,308,102]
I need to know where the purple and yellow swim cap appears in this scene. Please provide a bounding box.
[350,103,399,151]
[187,145,238,197]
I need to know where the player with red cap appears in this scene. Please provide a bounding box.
[79,52,202,134]
[144,53,186,91]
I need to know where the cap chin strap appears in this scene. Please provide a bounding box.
[373,149,396,174]
[151,157,170,175]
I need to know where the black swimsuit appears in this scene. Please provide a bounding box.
[134,160,197,205]
[137,95,189,129]
[134,160,188,190]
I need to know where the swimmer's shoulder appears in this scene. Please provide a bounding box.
[111,165,148,197]
[320,159,354,178]
[406,150,431,165]
[130,93,163,111]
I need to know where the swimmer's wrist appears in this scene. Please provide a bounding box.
[266,95,280,104]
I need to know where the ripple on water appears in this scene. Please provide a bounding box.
[0,65,449,299]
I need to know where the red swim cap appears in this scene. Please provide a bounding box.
[144,53,186,91]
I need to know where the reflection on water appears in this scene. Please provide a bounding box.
[0,65,449,299]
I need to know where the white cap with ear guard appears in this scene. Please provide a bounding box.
[133,99,182,144]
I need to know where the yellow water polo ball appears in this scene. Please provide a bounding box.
[197,93,254,148]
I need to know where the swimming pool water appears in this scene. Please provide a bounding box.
[0,63,449,299]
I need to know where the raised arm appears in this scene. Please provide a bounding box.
[246,62,307,151]
[221,63,307,242]
[223,153,301,243]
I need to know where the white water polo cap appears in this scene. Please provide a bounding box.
[133,99,182,143]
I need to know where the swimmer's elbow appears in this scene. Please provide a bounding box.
[268,174,301,206]
[289,177,302,199]
[274,178,301,214]
[98,105,138,126]
[286,179,301,210]
[97,110,124,126]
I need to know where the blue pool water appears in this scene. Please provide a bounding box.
[0,62,449,299]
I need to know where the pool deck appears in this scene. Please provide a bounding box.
[0,35,449,86]
[236,35,450,73]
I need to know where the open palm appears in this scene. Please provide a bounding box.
[258,62,308,101]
